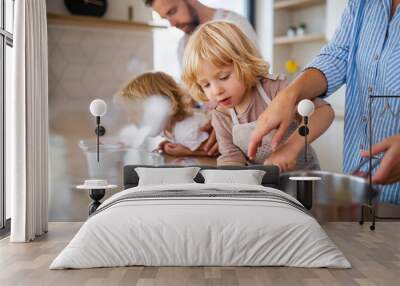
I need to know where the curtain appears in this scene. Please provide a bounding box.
[9,0,49,242]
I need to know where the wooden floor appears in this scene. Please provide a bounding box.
[0,222,399,286]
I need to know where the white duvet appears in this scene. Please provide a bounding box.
[50,183,351,269]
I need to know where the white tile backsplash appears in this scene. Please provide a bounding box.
[48,24,153,117]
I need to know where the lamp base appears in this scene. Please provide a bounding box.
[289,176,321,210]
[296,180,313,210]
[88,189,105,215]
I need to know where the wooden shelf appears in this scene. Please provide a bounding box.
[47,13,167,31]
[274,0,325,10]
[274,34,326,45]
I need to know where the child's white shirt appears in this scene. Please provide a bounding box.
[167,112,209,151]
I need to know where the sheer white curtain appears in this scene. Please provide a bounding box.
[9,0,48,242]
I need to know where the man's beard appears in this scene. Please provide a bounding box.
[176,0,200,34]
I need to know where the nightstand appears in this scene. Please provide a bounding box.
[77,180,117,215]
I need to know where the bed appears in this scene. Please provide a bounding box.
[50,165,350,269]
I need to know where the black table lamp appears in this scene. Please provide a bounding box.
[89,99,107,162]
[297,99,315,162]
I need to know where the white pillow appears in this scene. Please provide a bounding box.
[200,169,266,185]
[135,167,200,186]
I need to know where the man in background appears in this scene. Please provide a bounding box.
[144,0,258,67]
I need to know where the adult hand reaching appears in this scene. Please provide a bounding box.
[247,69,328,160]
[264,142,300,172]
[360,135,400,184]
[248,89,297,159]
[199,120,219,156]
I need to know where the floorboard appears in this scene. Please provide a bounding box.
[0,222,399,286]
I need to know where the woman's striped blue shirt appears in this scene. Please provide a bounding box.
[307,0,400,203]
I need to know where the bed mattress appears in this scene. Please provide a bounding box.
[50,183,350,269]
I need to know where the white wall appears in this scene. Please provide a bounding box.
[326,0,347,40]
[255,0,273,64]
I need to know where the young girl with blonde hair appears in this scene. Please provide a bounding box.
[119,71,210,157]
[182,21,334,170]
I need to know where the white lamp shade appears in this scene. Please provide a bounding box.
[90,99,107,117]
[297,99,315,117]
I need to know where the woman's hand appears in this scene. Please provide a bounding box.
[199,120,219,156]
[263,142,301,172]
[162,142,191,157]
[248,89,297,160]
[360,135,400,184]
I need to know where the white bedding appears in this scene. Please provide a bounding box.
[50,183,351,269]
